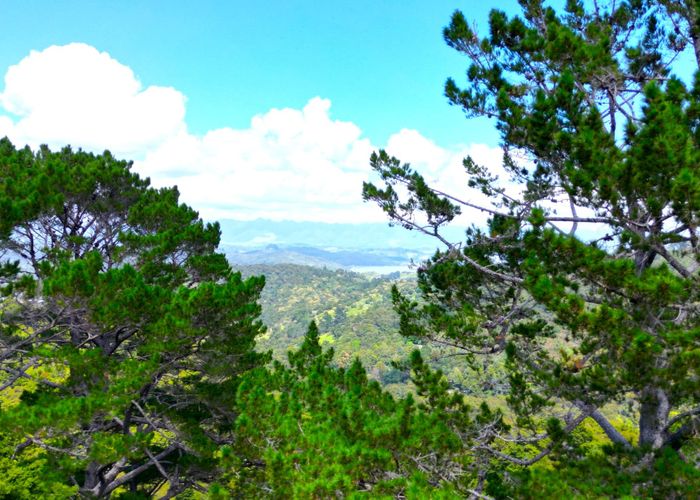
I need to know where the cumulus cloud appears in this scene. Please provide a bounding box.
[385,129,515,226]
[137,97,381,222]
[0,43,512,224]
[0,43,186,157]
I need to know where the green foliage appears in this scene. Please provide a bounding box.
[226,322,486,497]
[239,263,509,397]
[4,1,700,496]
[0,139,266,496]
[0,431,78,499]
[515,445,700,499]
[239,265,416,387]
[364,0,700,492]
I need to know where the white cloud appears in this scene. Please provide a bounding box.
[0,43,512,225]
[137,97,381,222]
[240,233,278,247]
[0,43,186,158]
[385,129,513,226]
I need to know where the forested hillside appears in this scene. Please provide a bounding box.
[237,264,508,398]
[2,1,700,498]
[238,264,411,369]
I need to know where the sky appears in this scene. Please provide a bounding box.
[0,1,524,224]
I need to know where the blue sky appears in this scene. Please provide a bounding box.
[0,1,520,223]
[2,1,516,144]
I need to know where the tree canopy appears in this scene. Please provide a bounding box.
[3,0,700,497]
[364,0,700,495]
[228,321,485,497]
[0,139,266,496]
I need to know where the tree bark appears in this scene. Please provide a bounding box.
[82,461,102,497]
[589,408,633,450]
[691,4,700,68]
[638,386,670,449]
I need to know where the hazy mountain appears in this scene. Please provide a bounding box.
[217,219,466,251]
[223,244,424,270]
[217,219,467,270]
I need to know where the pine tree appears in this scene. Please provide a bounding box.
[364,1,700,493]
[229,322,489,497]
[0,139,266,496]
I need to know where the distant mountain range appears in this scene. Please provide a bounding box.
[217,219,466,251]
[217,219,468,270]
[223,244,423,271]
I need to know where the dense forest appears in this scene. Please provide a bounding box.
[238,264,509,399]
[238,264,417,380]
[2,1,700,497]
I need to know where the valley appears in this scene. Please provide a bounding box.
[235,263,508,398]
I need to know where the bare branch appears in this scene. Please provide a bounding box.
[665,406,700,432]
[575,402,633,450]
[100,445,180,497]
[479,407,592,466]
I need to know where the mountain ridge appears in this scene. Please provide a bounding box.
[217,218,467,251]
[217,218,467,270]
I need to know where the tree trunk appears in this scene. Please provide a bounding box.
[638,386,670,449]
[685,0,700,68]
[82,461,102,497]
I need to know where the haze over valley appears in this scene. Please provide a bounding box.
[219,218,467,271]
